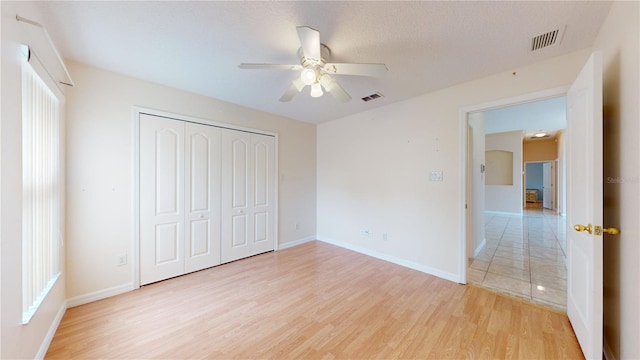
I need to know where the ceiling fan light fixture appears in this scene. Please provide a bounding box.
[318,75,333,90]
[238,26,387,103]
[310,83,323,98]
[301,68,317,85]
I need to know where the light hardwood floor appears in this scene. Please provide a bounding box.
[46,241,583,359]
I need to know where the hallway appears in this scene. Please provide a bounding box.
[468,209,567,311]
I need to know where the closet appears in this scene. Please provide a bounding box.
[221,130,275,263]
[139,113,275,285]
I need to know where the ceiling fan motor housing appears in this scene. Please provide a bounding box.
[298,44,331,69]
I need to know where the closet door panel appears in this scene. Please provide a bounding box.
[232,138,248,209]
[222,130,253,263]
[155,129,181,215]
[254,142,269,207]
[254,212,268,243]
[155,223,180,264]
[184,122,221,273]
[189,134,210,212]
[140,115,185,285]
[251,134,275,254]
[232,215,248,247]
[189,219,210,256]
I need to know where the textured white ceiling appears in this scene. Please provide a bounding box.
[34,1,612,124]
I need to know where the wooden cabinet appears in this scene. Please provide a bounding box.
[526,189,538,203]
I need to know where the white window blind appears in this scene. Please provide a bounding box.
[22,60,62,324]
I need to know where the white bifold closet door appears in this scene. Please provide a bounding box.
[184,121,221,273]
[221,129,275,263]
[139,114,221,285]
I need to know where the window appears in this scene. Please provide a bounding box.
[22,60,62,324]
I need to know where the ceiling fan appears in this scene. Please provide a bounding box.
[239,26,388,103]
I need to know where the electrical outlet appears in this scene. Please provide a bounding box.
[116,253,127,267]
[295,223,300,230]
[382,232,388,241]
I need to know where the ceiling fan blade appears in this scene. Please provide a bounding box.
[239,63,302,71]
[292,77,305,92]
[296,26,321,61]
[279,80,305,102]
[319,75,351,103]
[323,63,388,77]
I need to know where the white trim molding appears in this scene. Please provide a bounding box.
[277,236,316,250]
[66,283,135,308]
[484,210,523,217]
[36,301,67,360]
[474,238,487,258]
[317,237,460,283]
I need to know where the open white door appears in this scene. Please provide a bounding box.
[566,52,604,360]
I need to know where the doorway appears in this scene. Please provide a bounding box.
[525,161,556,210]
[461,88,568,310]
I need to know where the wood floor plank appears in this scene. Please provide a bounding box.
[46,241,583,359]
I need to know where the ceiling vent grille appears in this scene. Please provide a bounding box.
[531,29,562,51]
[361,92,384,102]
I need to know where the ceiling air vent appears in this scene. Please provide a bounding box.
[361,92,384,102]
[531,28,563,51]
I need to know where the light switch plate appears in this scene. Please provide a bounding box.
[430,171,443,181]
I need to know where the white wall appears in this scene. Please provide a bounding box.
[1,2,67,358]
[592,2,640,359]
[525,163,544,199]
[64,61,317,301]
[317,48,591,281]
[485,131,523,214]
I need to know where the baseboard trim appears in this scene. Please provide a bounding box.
[317,237,459,283]
[36,300,67,359]
[484,210,522,217]
[66,283,135,308]
[277,236,315,250]
[474,238,487,257]
[603,337,616,360]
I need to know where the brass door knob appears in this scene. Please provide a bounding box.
[575,224,620,236]
[574,224,592,234]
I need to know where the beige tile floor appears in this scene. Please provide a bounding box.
[468,208,567,311]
